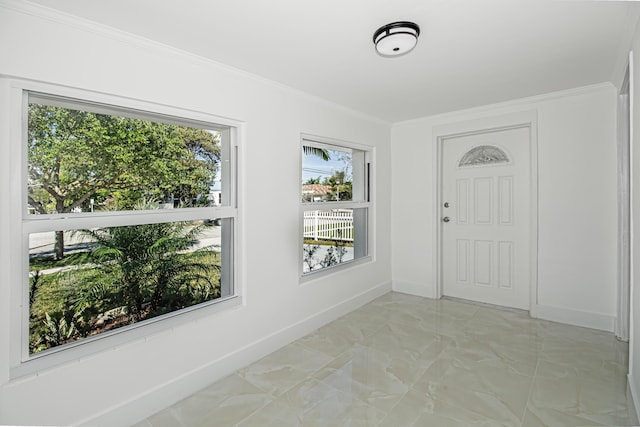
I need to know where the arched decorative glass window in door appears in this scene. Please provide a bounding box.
[458,145,509,167]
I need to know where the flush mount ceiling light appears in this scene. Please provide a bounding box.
[373,21,420,57]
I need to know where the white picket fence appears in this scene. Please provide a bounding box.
[304,210,354,242]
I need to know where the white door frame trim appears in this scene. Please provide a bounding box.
[616,63,631,341]
[433,110,539,315]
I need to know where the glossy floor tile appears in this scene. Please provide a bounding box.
[134,292,631,427]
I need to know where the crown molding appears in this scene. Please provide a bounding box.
[394,82,615,127]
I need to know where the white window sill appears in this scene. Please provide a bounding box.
[299,255,373,285]
[11,295,242,380]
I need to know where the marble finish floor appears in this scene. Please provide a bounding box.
[134,292,630,426]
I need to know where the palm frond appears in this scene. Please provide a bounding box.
[303,146,330,161]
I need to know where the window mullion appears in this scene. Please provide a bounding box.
[301,201,370,212]
[22,208,236,234]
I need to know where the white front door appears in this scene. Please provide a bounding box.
[441,126,530,310]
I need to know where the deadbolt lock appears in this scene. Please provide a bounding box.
[444,202,450,208]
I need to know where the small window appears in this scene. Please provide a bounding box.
[301,136,371,275]
[24,92,237,357]
[459,145,509,167]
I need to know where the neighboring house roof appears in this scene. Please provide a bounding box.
[302,184,331,195]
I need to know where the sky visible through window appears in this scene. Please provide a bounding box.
[302,148,351,184]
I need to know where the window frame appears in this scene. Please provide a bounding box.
[7,79,243,378]
[299,134,374,281]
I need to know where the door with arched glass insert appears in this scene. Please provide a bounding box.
[441,127,531,310]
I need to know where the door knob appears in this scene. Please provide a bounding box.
[442,217,450,223]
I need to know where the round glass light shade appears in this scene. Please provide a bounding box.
[375,32,418,56]
[373,22,420,57]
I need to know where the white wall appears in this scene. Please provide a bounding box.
[391,84,618,330]
[0,3,392,426]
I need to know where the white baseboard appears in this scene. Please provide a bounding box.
[532,303,615,332]
[392,280,436,299]
[628,374,640,426]
[80,281,392,427]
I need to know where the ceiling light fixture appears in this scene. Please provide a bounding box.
[373,21,420,57]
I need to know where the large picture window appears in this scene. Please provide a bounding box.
[300,136,371,276]
[23,92,237,358]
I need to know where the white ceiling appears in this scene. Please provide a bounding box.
[27,0,640,122]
